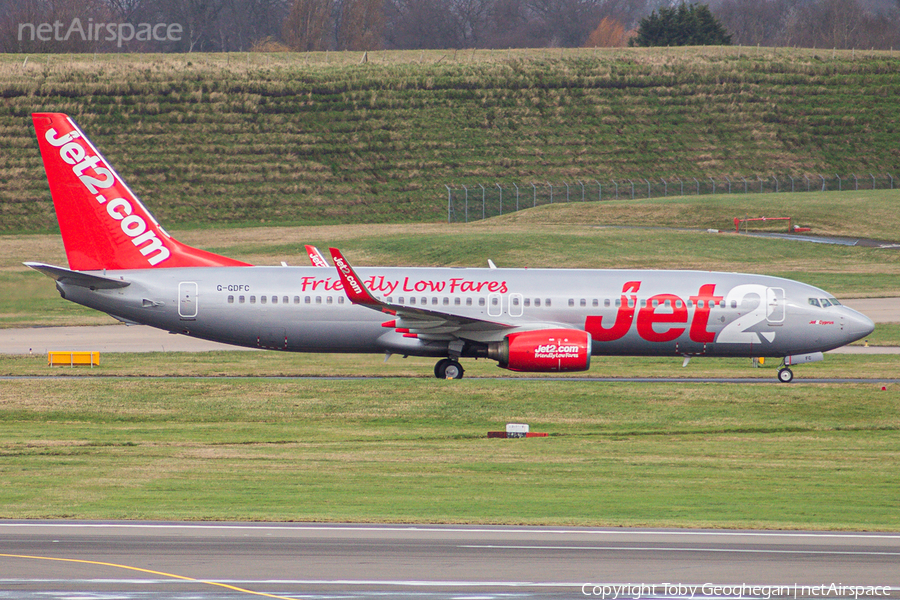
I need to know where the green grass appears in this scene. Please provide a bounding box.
[1,47,899,232]
[0,375,897,528]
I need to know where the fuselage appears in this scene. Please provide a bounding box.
[57,265,875,359]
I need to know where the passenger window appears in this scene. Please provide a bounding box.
[443,297,449,305]
[399,297,405,304]
[535,299,541,307]
[338,297,344,304]
[512,297,520,306]
[809,298,821,307]
[478,298,485,307]
[283,296,289,304]
[568,299,575,307]
[250,296,256,304]
[327,296,333,304]
[272,296,277,304]
[410,297,416,305]
[315,296,322,304]
[652,299,659,308]
[580,299,587,307]
[731,300,737,309]
[239,295,245,304]
[641,299,647,307]
[432,297,438,305]
[492,297,499,306]
[594,299,600,307]
[546,299,551,307]
[675,300,682,309]
[615,299,621,307]
[294,296,300,304]
[260,296,266,304]
[305,296,311,304]
[228,295,234,304]
[454,297,461,305]
[524,298,530,307]
[466,298,472,306]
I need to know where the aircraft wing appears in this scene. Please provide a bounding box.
[329,248,520,339]
[25,262,131,289]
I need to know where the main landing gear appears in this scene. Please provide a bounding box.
[777,367,794,383]
[434,358,464,379]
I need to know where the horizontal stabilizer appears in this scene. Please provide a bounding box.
[24,262,130,289]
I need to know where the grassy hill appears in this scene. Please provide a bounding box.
[1,47,899,231]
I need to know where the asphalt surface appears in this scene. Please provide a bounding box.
[0,522,898,599]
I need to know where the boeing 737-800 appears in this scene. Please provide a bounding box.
[26,113,874,381]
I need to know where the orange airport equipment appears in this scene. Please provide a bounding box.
[48,351,99,367]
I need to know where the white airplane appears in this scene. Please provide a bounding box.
[26,113,874,381]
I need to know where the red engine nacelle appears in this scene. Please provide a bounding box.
[488,329,592,372]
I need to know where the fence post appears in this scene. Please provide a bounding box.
[496,183,503,215]
[693,177,699,195]
[675,176,683,196]
[547,182,553,204]
[871,174,876,190]
[789,176,794,193]
[853,175,858,191]
[774,176,779,193]
[445,185,452,223]
[819,175,826,191]
[724,176,731,194]
[513,183,519,211]
[661,178,667,196]
[836,175,842,192]
[479,183,485,220]
[628,180,635,200]
[531,183,537,207]
[462,185,469,223]
[614,181,619,199]
[564,182,570,202]
[709,177,716,194]
[643,179,650,198]
[805,175,810,192]
[577,180,585,202]
[594,179,602,201]
[889,174,895,189]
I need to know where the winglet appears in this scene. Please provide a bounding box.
[329,248,381,307]
[305,245,330,267]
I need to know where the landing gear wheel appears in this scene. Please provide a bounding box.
[777,368,794,383]
[434,358,464,379]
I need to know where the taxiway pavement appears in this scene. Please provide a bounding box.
[0,522,897,599]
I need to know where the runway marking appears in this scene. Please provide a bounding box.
[0,554,304,600]
[3,522,899,539]
[458,544,900,556]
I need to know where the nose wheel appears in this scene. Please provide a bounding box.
[434,358,464,379]
[777,367,794,383]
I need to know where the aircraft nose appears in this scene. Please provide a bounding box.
[843,308,875,343]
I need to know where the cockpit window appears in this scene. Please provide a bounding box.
[808,298,821,308]
[820,298,832,307]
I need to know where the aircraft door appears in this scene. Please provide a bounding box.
[509,293,524,317]
[488,293,503,317]
[178,282,198,319]
[767,287,785,323]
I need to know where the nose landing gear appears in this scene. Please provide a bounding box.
[777,367,794,383]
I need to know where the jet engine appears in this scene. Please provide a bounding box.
[487,329,592,372]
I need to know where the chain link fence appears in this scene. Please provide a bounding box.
[445,174,897,223]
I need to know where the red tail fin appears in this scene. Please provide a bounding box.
[32,113,251,271]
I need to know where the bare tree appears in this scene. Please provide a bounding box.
[713,0,794,46]
[335,0,384,49]
[283,0,331,50]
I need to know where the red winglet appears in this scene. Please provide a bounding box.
[305,245,329,267]
[329,248,381,307]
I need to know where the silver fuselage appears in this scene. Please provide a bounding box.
[57,266,874,359]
